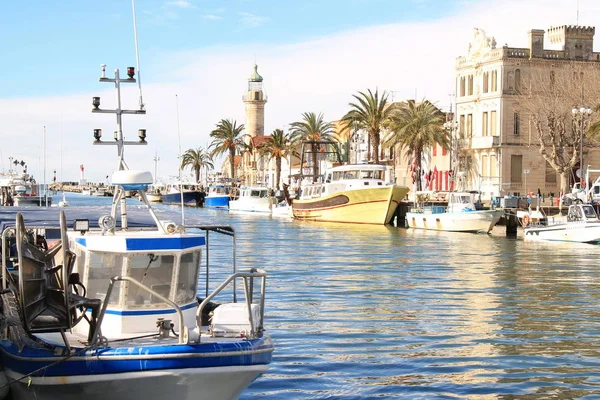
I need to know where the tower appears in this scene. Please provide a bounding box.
[243,64,268,185]
[243,64,267,138]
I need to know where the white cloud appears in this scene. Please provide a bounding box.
[166,1,194,9]
[2,0,600,182]
[201,14,222,20]
[238,12,269,28]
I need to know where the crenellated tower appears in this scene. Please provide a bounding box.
[547,25,595,60]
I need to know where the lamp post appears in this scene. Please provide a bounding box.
[443,119,459,190]
[572,103,592,187]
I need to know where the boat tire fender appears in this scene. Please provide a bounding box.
[522,214,530,227]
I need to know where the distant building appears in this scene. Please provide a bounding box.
[455,25,600,199]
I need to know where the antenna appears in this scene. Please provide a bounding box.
[131,0,145,110]
[176,94,185,224]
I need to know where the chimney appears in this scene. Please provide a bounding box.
[528,29,545,59]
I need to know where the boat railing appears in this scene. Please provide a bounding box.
[92,275,187,345]
[196,268,267,343]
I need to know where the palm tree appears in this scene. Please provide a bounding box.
[341,89,394,164]
[383,99,450,191]
[289,112,334,182]
[181,147,213,184]
[209,119,245,182]
[258,129,296,190]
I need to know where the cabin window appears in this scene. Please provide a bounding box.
[333,171,343,180]
[86,253,124,305]
[177,251,200,304]
[344,171,358,179]
[127,254,175,306]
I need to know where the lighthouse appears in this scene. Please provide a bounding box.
[243,64,267,185]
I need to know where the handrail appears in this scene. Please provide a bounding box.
[196,269,267,344]
[92,275,186,345]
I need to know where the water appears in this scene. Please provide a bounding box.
[57,193,600,398]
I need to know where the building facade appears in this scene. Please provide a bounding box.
[455,25,600,200]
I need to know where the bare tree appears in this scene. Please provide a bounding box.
[517,64,600,192]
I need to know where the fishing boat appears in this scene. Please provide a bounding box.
[0,64,273,400]
[205,184,232,209]
[145,183,165,203]
[229,186,273,214]
[161,182,204,207]
[406,191,503,233]
[523,203,600,243]
[291,163,409,224]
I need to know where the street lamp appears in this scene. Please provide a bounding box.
[572,105,592,186]
[444,120,459,189]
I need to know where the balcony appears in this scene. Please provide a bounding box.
[470,136,499,149]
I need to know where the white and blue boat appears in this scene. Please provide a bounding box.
[229,186,273,214]
[205,184,231,209]
[0,64,273,400]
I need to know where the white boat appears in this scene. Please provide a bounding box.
[406,191,503,233]
[0,64,273,400]
[58,192,69,207]
[80,187,92,196]
[523,203,600,243]
[229,186,273,214]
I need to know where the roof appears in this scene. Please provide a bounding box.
[248,64,263,82]
[250,135,271,147]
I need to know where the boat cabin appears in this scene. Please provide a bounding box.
[208,185,231,196]
[301,164,388,199]
[567,204,599,222]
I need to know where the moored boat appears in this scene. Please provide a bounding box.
[229,186,273,214]
[161,183,204,206]
[406,191,503,233]
[205,184,231,209]
[291,163,409,224]
[0,63,273,399]
[523,203,600,243]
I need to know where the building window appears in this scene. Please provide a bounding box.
[482,155,489,179]
[491,70,498,92]
[468,75,474,96]
[515,69,521,93]
[467,114,473,137]
[490,154,497,178]
[459,115,465,138]
[483,72,489,93]
[545,161,557,183]
[490,111,497,136]
[482,112,488,136]
[254,91,260,100]
[514,113,520,136]
[460,77,466,97]
[507,71,515,91]
[511,155,523,183]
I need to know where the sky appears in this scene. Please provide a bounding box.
[1,0,599,183]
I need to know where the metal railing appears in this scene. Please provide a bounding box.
[196,269,267,343]
[92,275,187,345]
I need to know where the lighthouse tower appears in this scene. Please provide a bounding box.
[243,64,267,185]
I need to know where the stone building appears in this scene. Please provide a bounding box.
[455,25,600,200]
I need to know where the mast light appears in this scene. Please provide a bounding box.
[93,129,102,141]
[127,67,135,79]
[92,97,101,109]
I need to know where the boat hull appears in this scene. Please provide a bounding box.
[406,209,503,233]
[161,191,203,206]
[292,185,408,225]
[205,195,230,209]
[2,336,273,400]
[146,192,163,202]
[524,221,600,243]
[229,198,272,214]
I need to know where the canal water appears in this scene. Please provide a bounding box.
[64,193,600,399]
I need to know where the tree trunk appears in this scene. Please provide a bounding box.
[311,143,318,183]
[560,171,570,194]
[367,134,371,162]
[229,148,236,181]
[275,157,281,190]
[416,149,423,192]
[195,166,200,183]
[373,132,380,164]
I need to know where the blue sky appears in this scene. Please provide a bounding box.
[1,0,458,97]
[0,0,597,182]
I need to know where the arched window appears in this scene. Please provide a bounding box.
[507,71,515,91]
[515,69,521,93]
[483,72,489,93]
[460,77,466,97]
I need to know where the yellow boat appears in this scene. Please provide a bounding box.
[291,164,409,225]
